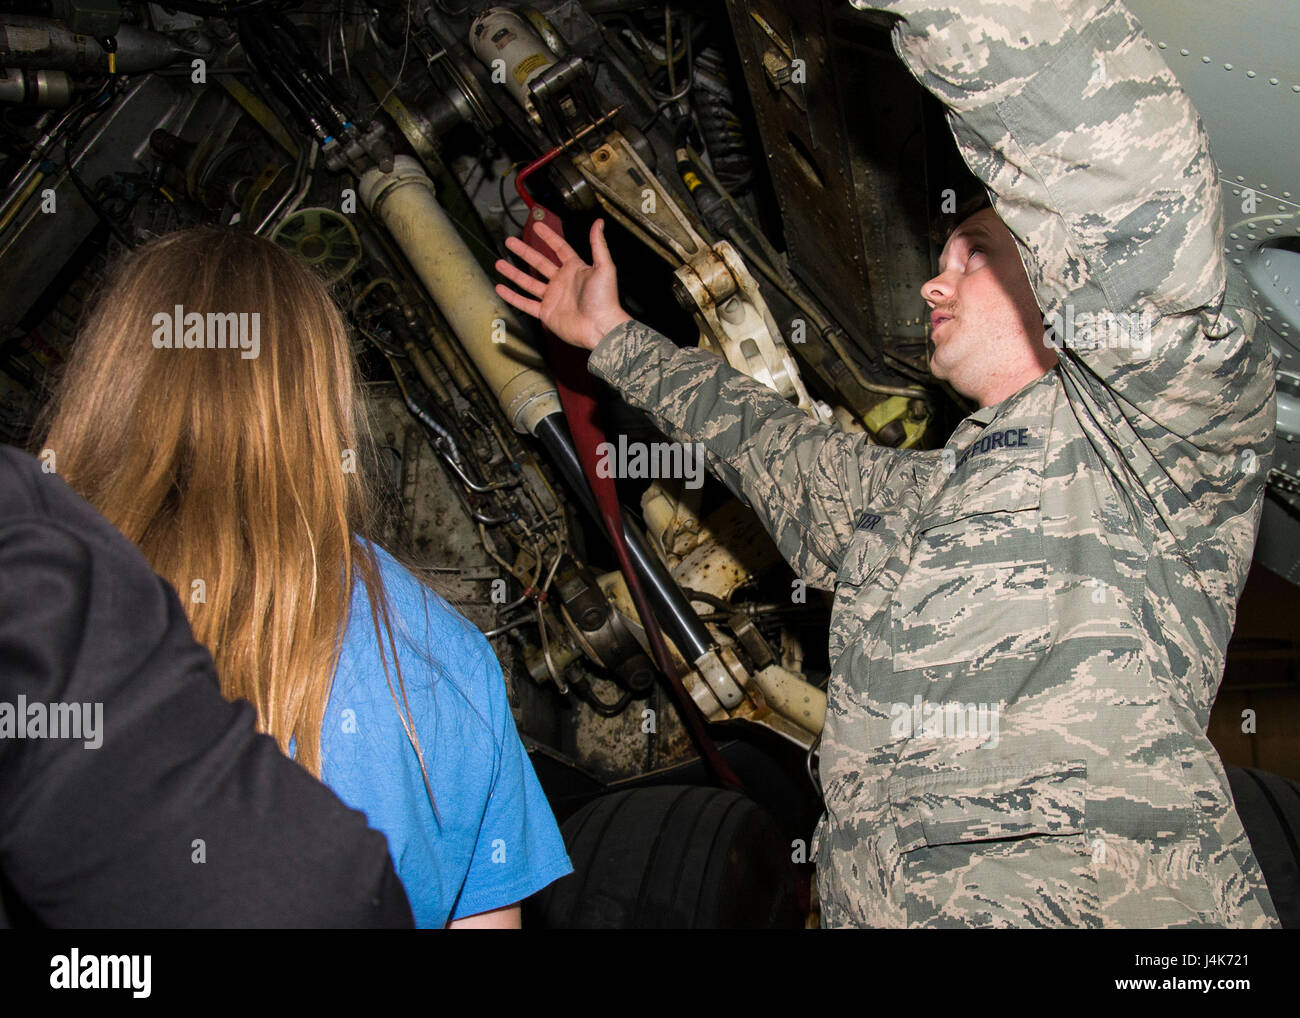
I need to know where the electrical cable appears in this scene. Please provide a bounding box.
[60,79,134,249]
[571,678,633,717]
[648,7,692,103]
[498,162,524,228]
[369,0,413,116]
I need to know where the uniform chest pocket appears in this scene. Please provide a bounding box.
[891,465,1050,673]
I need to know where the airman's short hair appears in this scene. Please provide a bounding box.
[929,188,993,248]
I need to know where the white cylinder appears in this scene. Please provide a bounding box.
[469,8,556,121]
[360,155,560,433]
[751,663,827,734]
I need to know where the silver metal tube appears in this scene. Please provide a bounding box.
[0,68,72,107]
[0,17,183,73]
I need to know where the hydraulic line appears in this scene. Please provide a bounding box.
[238,15,344,141]
[533,413,711,663]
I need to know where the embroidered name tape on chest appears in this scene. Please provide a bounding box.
[954,427,1036,471]
[855,510,883,531]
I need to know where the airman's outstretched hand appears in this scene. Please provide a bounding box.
[494,218,631,351]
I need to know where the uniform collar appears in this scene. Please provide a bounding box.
[964,369,1057,430]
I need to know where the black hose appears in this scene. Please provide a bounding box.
[60,80,135,249]
[259,10,353,130]
[570,678,634,717]
[533,412,714,662]
[693,89,751,194]
[238,14,345,139]
[238,20,319,131]
[681,587,731,611]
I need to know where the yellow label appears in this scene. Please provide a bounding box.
[682,171,702,191]
[513,53,551,85]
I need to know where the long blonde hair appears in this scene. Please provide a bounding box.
[37,227,428,782]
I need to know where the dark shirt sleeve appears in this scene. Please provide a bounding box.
[0,445,413,928]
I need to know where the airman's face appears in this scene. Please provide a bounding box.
[920,207,1055,406]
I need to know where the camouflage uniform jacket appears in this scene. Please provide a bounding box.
[587,0,1279,928]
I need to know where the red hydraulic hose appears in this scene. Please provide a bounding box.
[514,167,741,792]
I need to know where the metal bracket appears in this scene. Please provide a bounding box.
[574,130,824,417]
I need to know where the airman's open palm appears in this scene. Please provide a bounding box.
[494,218,631,351]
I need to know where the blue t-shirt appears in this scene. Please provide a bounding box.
[313,542,572,927]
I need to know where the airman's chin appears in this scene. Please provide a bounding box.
[930,355,980,401]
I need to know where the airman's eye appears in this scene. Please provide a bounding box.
[967,246,985,265]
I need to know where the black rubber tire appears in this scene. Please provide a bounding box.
[1226,765,1300,928]
[532,785,801,929]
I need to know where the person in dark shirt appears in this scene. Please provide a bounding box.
[0,443,413,928]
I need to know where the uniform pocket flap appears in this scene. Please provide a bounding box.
[922,454,1044,530]
[889,759,1086,854]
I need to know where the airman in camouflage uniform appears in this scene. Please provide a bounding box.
[496,0,1280,927]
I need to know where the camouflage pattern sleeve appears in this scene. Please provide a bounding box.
[860,0,1275,587]
[587,320,920,589]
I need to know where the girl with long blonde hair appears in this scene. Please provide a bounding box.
[36,227,571,928]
